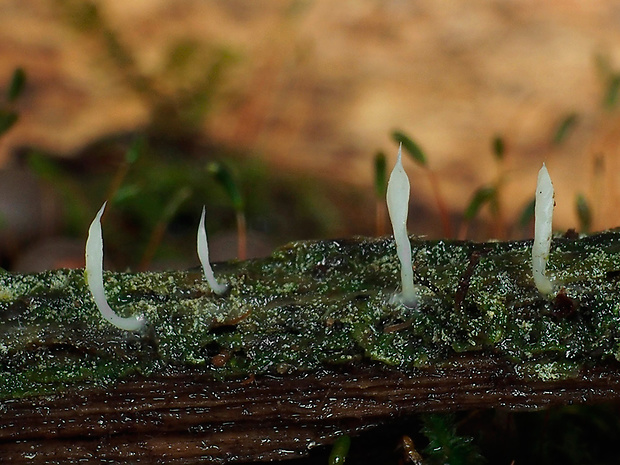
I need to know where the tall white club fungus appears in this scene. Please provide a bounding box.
[532,163,555,296]
[197,206,228,295]
[386,144,418,307]
[85,202,145,331]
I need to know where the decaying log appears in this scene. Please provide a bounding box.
[3,357,620,463]
[2,232,620,462]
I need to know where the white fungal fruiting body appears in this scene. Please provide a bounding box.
[197,206,228,295]
[532,163,555,296]
[386,145,418,307]
[85,202,145,331]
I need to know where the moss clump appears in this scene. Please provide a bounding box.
[2,232,620,399]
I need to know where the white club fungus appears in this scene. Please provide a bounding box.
[386,144,418,307]
[532,163,555,296]
[85,202,145,331]
[197,206,228,295]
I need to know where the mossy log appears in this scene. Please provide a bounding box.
[2,232,620,463]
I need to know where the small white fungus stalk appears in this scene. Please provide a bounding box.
[197,206,228,295]
[85,202,145,331]
[386,144,418,307]
[532,163,555,296]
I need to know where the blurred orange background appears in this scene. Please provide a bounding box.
[2,0,620,270]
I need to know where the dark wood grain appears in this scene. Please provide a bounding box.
[2,354,620,463]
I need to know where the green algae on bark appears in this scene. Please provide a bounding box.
[2,231,620,399]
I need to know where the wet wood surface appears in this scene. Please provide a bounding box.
[2,354,620,464]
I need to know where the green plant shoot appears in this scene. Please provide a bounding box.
[575,193,592,234]
[374,151,388,236]
[492,135,505,161]
[553,113,579,145]
[390,129,452,237]
[7,67,26,103]
[391,130,427,167]
[208,161,246,259]
[328,435,351,465]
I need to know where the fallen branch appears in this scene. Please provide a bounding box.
[2,231,620,462]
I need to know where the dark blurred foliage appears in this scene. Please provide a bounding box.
[20,133,351,270]
[249,404,620,465]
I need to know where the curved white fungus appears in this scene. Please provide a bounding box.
[532,163,555,296]
[386,144,418,307]
[85,202,145,331]
[197,206,228,295]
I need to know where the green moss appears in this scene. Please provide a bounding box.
[2,232,620,399]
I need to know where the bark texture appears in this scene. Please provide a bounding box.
[2,232,620,462]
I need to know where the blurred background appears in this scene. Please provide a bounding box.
[2,0,620,272]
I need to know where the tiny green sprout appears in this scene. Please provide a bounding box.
[553,113,578,145]
[0,111,18,138]
[604,74,620,109]
[7,67,26,103]
[208,161,244,212]
[532,163,555,296]
[458,185,498,240]
[464,186,496,221]
[208,161,247,260]
[197,206,228,295]
[575,193,592,233]
[421,414,481,464]
[518,197,536,229]
[386,144,418,307]
[391,130,427,167]
[492,134,505,161]
[85,202,145,331]
[390,129,452,237]
[374,151,388,236]
[374,151,387,198]
[328,435,351,465]
[0,68,26,139]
